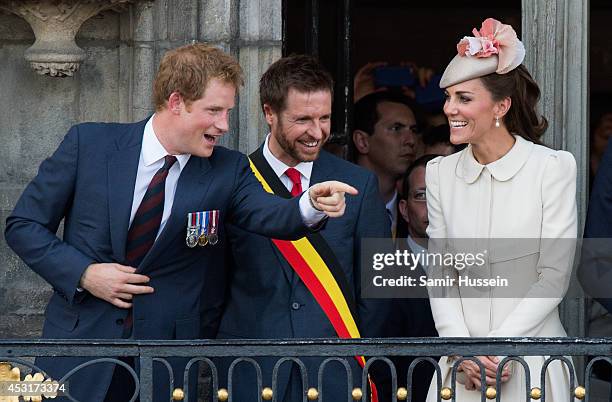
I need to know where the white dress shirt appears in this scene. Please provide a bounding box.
[129,115,190,237]
[263,134,326,225]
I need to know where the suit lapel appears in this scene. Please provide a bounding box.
[309,151,333,186]
[397,238,428,277]
[138,156,212,272]
[108,120,146,262]
[249,146,296,284]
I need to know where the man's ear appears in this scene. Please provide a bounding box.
[167,92,183,114]
[352,130,370,154]
[398,198,410,224]
[263,104,277,126]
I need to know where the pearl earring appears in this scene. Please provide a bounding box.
[495,117,500,128]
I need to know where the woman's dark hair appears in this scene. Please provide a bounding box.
[480,64,547,145]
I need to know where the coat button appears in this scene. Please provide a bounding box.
[291,302,301,310]
[116,318,124,325]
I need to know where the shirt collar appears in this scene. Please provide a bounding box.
[143,115,190,170]
[407,235,427,256]
[407,235,428,274]
[385,191,398,212]
[263,134,313,181]
[457,134,534,184]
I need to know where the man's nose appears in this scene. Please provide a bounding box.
[309,121,324,139]
[214,112,229,132]
[403,130,416,147]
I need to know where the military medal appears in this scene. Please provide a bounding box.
[208,210,219,245]
[198,211,209,247]
[186,213,198,248]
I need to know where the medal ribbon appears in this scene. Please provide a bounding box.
[211,210,217,234]
[203,211,209,237]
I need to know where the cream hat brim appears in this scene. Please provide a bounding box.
[439,54,499,88]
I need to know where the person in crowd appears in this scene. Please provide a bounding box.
[3,43,354,402]
[351,91,424,238]
[422,124,464,156]
[215,55,390,402]
[377,154,439,402]
[580,125,612,315]
[579,130,612,402]
[353,61,435,103]
[397,155,437,248]
[425,18,577,401]
[590,113,612,178]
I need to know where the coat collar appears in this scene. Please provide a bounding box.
[108,119,147,262]
[457,135,534,184]
[309,150,334,184]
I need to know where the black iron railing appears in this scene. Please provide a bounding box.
[1,338,610,402]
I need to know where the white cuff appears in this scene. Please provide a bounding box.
[299,191,326,227]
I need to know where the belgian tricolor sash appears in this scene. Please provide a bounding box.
[248,148,377,401]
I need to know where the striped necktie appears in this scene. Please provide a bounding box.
[126,155,177,267]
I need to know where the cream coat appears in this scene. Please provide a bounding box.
[424,135,578,402]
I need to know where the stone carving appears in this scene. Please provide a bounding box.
[0,0,133,77]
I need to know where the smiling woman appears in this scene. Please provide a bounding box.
[425,18,578,402]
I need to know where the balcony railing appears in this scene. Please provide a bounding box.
[1,337,610,401]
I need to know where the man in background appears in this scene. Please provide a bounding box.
[377,155,439,402]
[422,124,463,156]
[579,137,612,401]
[351,92,423,238]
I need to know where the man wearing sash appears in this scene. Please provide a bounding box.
[216,55,391,401]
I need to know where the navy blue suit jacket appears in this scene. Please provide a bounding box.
[4,119,311,402]
[216,147,391,401]
[374,240,438,402]
[580,139,612,314]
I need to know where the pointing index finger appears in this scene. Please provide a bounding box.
[331,181,358,196]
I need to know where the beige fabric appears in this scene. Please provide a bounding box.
[424,135,578,401]
[439,54,499,88]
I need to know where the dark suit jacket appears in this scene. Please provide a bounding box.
[216,147,391,401]
[368,239,438,402]
[4,119,311,402]
[580,139,612,313]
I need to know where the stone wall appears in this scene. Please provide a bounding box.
[0,0,282,338]
[0,7,128,338]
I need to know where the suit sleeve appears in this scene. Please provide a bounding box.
[425,157,472,337]
[488,151,578,337]
[352,172,393,338]
[227,154,312,240]
[4,126,95,304]
[579,139,612,313]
